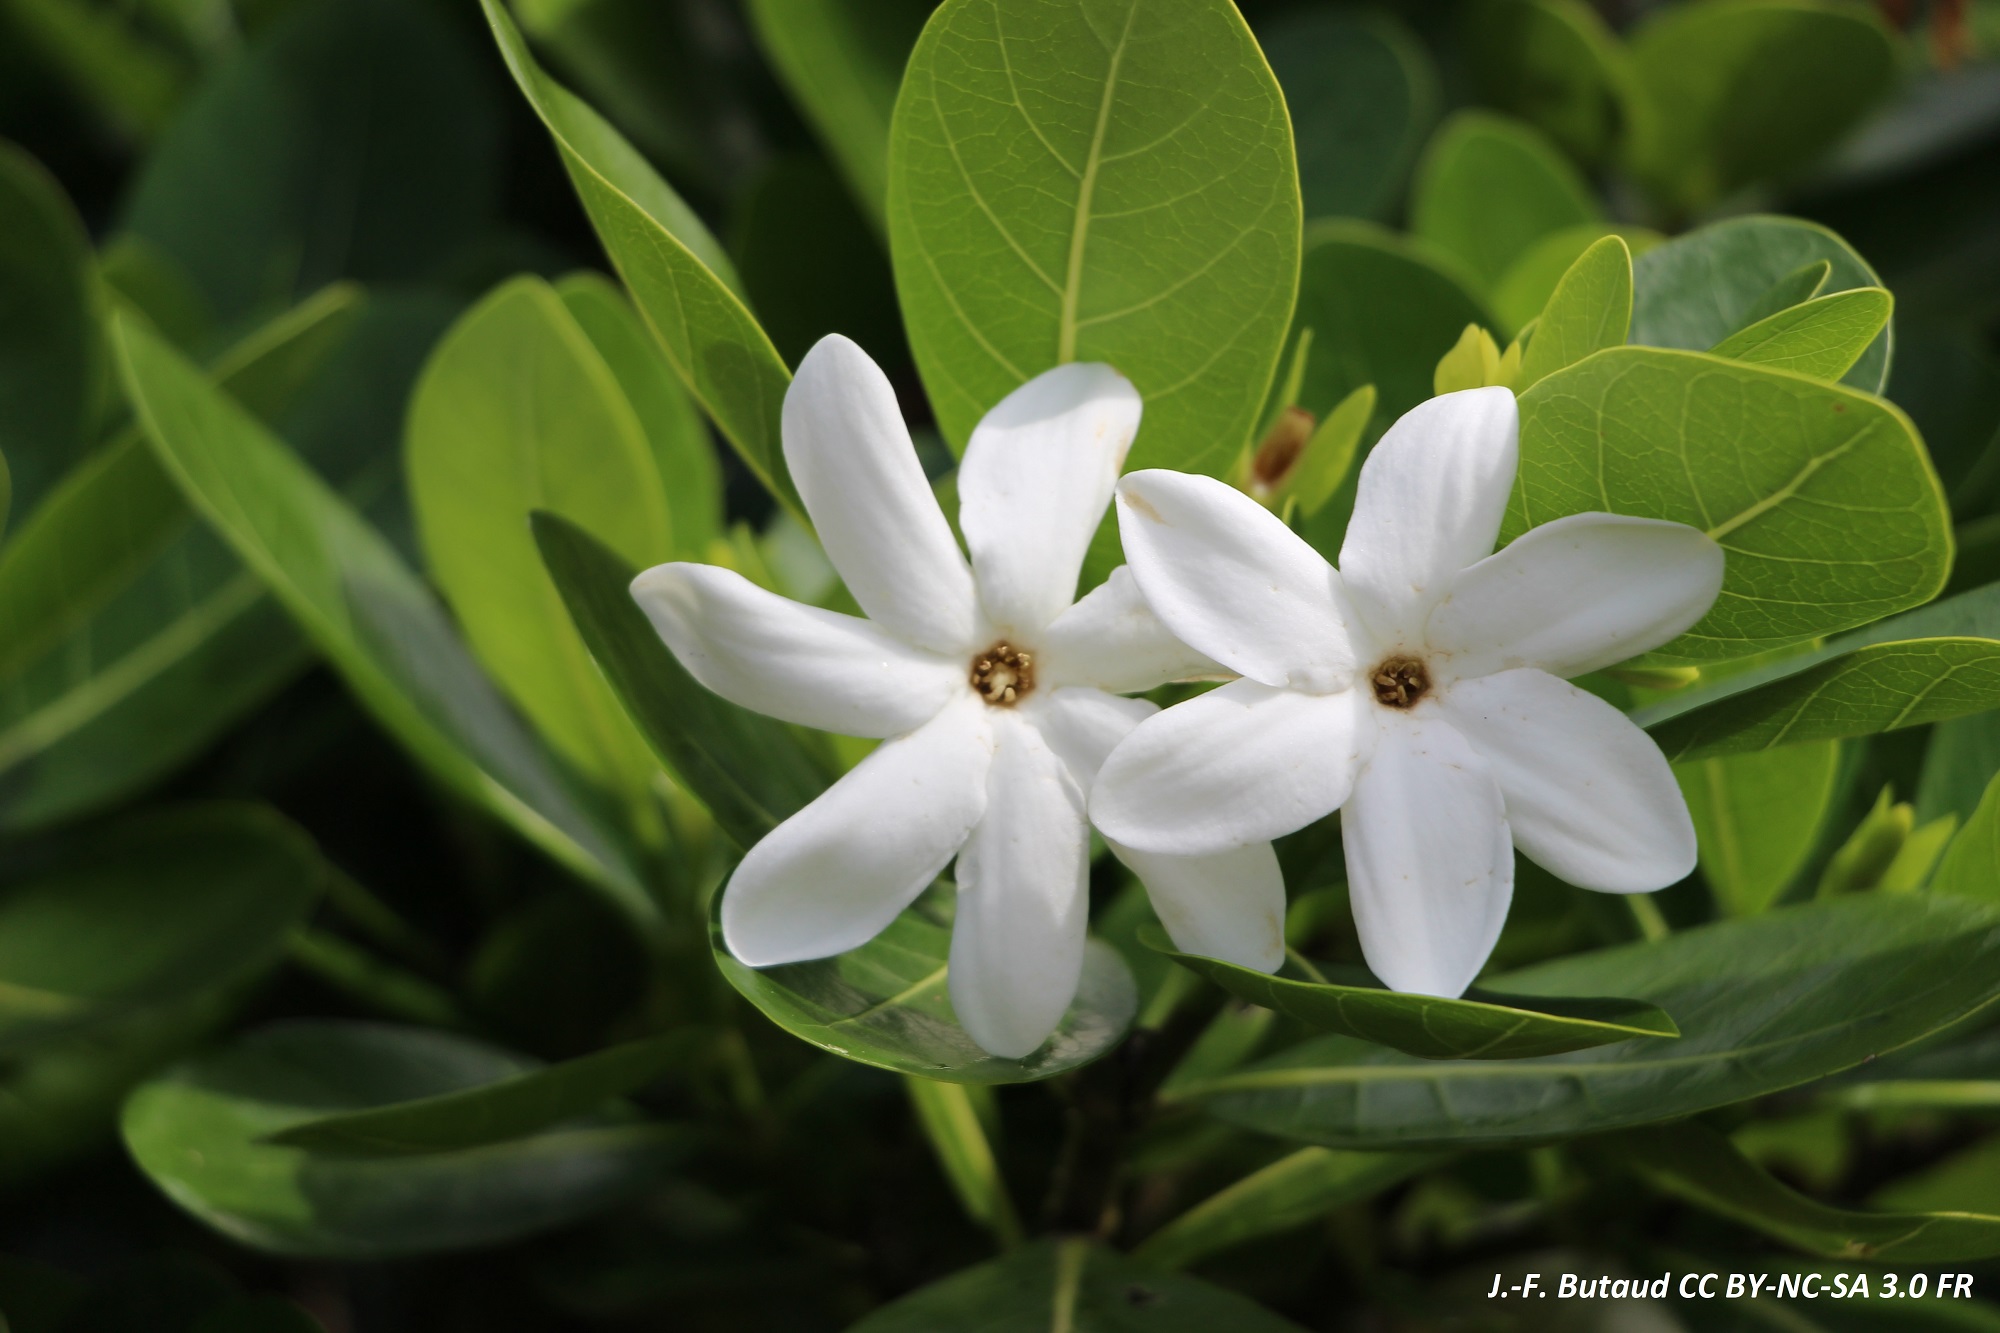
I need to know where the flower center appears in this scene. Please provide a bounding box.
[970,641,1035,707]
[1369,656,1430,709]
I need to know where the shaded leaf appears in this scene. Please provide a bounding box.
[1463,0,1635,164]
[1676,741,1843,914]
[1410,110,1600,293]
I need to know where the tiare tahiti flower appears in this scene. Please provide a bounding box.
[630,336,1283,1058]
[1092,387,1725,999]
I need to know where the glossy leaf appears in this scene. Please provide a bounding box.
[409,276,674,811]
[887,0,1301,476]
[1170,893,2000,1149]
[121,1021,687,1258]
[110,312,654,921]
[1259,9,1438,223]
[1676,741,1842,914]
[1135,1147,1439,1270]
[1625,0,1897,216]
[266,1032,696,1154]
[531,512,827,850]
[744,0,931,229]
[1630,215,1894,393]
[848,1238,1306,1331]
[1599,1119,2000,1262]
[1710,287,1894,382]
[1410,110,1600,293]
[121,0,500,325]
[0,804,321,1055]
[1143,926,1677,1060]
[480,0,799,512]
[1463,0,1636,164]
[1510,346,1949,662]
[0,140,99,518]
[1515,233,1631,388]
[714,883,1137,1085]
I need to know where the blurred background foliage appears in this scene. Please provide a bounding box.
[0,0,1999,1329]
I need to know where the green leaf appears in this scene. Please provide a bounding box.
[1676,741,1842,914]
[0,804,322,1055]
[1598,1119,2000,1262]
[1711,288,1894,383]
[1492,224,1662,338]
[1515,234,1632,388]
[1510,346,1949,662]
[1167,893,2000,1149]
[905,1078,1022,1245]
[120,0,500,326]
[847,1238,1307,1332]
[1920,709,2000,829]
[714,882,1136,1084]
[192,1296,326,1333]
[1142,926,1676,1060]
[265,1031,697,1154]
[408,276,674,814]
[480,0,799,514]
[555,272,722,559]
[3,0,191,142]
[743,0,931,230]
[1462,0,1637,165]
[1284,384,1374,519]
[887,0,1301,476]
[121,1021,687,1258]
[1630,215,1894,393]
[110,310,654,922]
[0,287,377,831]
[1625,0,1897,217]
[530,511,827,849]
[1410,110,1601,293]
[0,140,100,519]
[1931,769,2000,905]
[1258,9,1438,223]
[1134,1147,1439,1270]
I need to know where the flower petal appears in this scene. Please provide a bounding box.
[721,697,991,966]
[1024,684,1155,787]
[1110,840,1285,973]
[1341,711,1512,998]
[1339,387,1518,644]
[1115,470,1353,689]
[631,562,964,737]
[959,364,1142,635]
[784,335,978,653]
[1427,513,1725,681]
[1090,679,1369,856]
[1442,668,1696,892]
[949,713,1091,1058]
[1040,566,1223,693]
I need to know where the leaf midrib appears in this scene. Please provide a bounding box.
[1056,0,1139,363]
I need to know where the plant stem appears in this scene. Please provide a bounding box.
[288,929,468,1028]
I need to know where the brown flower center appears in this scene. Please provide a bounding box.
[970,641,1035,707]
[1370,656,1430,709]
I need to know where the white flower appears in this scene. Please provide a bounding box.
[1091,387,1725,999]
[630,335,1284,1058]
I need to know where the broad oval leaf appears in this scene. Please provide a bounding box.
[1258,9,1438,223]
[1492,223,1661,337]
[266,1031,698,1154]
[531,512,828,850]
[0,804,322,1055]
[121,1021,687,1258]
[1598,1120,2000,1263]
[1169,893,2000,1149]
[1514,233,1631,388]
[848,1238,1307,1332]
[408,276,674,811]
[888,0,1302,476]
[1463,0,1635,165]
[1630,215,1894,392]
[1624,0,1897,217]
[1676,740,1843,914]
[1510,345,1949,662]
[0,141,98,518]
[1142,925,1677,1060]
[110,312,655,922]
[1410,110,1600,293]
[715,883,1137,1084]
[1709,287,1893,383]
[480,0,799,513]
